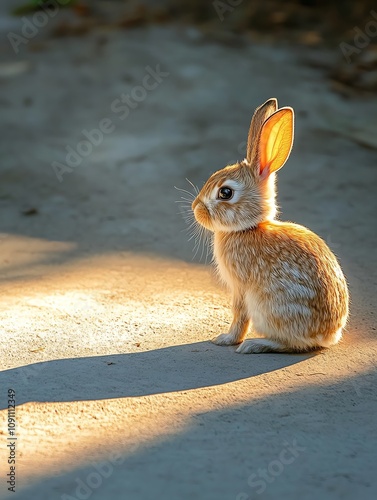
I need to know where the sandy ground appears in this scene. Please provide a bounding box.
[0,2,377,499]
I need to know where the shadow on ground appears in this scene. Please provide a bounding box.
[0,342,313,407]
[8,370,377,500]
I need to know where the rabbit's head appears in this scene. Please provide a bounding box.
[192,99,294,232]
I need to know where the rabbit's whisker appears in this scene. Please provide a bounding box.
[185,178,200,195]
[174,186,196,198]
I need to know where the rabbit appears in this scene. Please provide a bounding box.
[191,98,349,353]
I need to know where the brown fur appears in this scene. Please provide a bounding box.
[192,99,349,353]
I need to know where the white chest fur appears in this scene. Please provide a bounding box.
[213,233,234,288]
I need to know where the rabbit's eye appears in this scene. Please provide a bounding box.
[217,187,233,200]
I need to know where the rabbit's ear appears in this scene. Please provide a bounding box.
[246,98,278,163]
[258,107,294,178]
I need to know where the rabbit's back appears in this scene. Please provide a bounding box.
[214,221,349,349]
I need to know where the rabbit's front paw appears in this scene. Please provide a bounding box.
[211,333,241,346]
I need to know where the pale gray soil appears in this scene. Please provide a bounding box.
[0,2,377,500]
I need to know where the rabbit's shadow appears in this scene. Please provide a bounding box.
[0,341,314,408]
